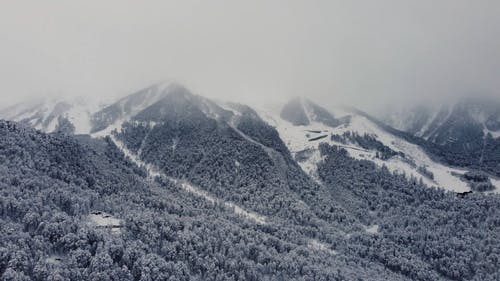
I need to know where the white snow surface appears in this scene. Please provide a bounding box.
[91,117,126,138]
[308,239,337,255]
[8,81,174,136]
[365,225,379,234]
[483,125,500,139]
[45,256,63,265]
[88,212,122,233]
[66,98,102,134]
[416,107,442,138]
[421,105,454,140]
[489,177,500,194]
[116,84,167,118]
[90,81,226,136]
[254,103,484,193]
[90,82,177,136]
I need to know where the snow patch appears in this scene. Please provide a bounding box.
[308,239,337,255]
[199,98,222,120]
[332,115,472,192]
[416,108,441,137]
[88,212,122,233]
[489,177,500,194]
[365,225,379,234]
[483,125,500,139]
[90,81,179,136]
[110,135,162,178]
[45,256,63,265]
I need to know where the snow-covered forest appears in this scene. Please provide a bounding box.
[1,112,499,280]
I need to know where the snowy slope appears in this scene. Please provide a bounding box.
[3,83,498,195]
[0,82,181,136]
[90,81,203,136]
[0,97,102,134]
[254,101,495,193]
[382,98,500,141]
[381,103,451,139]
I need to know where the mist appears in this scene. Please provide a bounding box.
[1,0,499,111]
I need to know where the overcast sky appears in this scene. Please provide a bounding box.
[1,0,499,110]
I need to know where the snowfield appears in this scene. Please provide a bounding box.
[88,211,123,233]
[0,97,102,134]
[308,239,337,255]
[254,103,496,193]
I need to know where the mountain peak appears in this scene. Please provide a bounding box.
[280,97,310,126]
[90,81,193,133]
[279,97,346,128]
[0,96,100,134]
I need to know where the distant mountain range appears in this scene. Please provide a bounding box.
[2,83,499,189]
[381,98,500,141]
[379,98,500,176]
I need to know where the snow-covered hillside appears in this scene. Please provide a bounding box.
[255,100,499,193]
[0,97,102,134]
[89,81,207,136]
[0,81,187,136]
[381,98,500,141]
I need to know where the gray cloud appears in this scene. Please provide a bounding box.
[1,0,499,110]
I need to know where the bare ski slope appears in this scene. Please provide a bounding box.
[255,103,498,193]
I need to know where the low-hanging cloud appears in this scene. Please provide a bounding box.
[0,0,499,111]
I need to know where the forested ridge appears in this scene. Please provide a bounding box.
[0,120,401,280]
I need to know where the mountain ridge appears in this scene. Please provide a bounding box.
[2,82,499,190]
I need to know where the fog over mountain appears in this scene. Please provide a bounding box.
[1,0,500,111]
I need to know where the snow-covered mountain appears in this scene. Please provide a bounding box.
[0,81,202,136]
[253,98,500,193]
[379,97,500,177]
[0,97,102,134]
[2,83,499,193]
[278,97,350,127]
[3,84,500,280]
[89,81,236,137]
[90,81,180,135]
